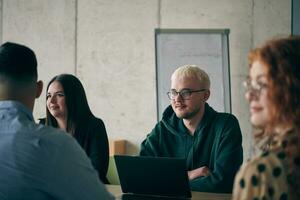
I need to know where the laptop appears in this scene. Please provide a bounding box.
[114,155,191,200]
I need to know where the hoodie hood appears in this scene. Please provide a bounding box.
[161,103,217,136]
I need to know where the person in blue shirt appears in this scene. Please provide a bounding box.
[0,42,114,200]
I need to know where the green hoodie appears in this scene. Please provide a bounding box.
[140,103,243,193]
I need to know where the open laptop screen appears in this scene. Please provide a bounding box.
[114,155,191,198]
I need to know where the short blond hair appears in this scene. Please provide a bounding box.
[171,65,210,89]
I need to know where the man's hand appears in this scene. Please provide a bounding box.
[188,166,211,180]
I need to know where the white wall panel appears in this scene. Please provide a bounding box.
[2,0,76,119]
[77,0,158,154]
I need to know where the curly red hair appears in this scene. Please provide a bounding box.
[248,36,300,132]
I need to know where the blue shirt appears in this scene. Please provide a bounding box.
[0,101,114,200]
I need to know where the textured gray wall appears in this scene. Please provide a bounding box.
[0,0,291,160]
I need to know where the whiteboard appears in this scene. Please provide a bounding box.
[155,29,231,121]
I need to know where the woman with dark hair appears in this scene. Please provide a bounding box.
[232,36,300,200]
[44,74,109,184]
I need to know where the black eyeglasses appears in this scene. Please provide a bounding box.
[167,89,206,100]
[243,79,268,96]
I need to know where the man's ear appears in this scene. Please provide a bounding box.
[203,90,210,102]
[36,80,43,98]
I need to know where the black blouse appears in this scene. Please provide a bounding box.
[39,116,109,184]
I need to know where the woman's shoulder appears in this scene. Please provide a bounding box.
[233,151,288,200]
[238,151,285,178]
[87,116,105,127]
[81,116,106,135]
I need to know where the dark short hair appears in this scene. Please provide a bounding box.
[248,36,300,130]
[46,74,93,135]
[0,42,37,81]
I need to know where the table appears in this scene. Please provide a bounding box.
[106,185,232,200]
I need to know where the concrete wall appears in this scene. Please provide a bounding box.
[0,0,291,160]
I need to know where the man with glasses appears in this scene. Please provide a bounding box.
[140,65,243,193]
